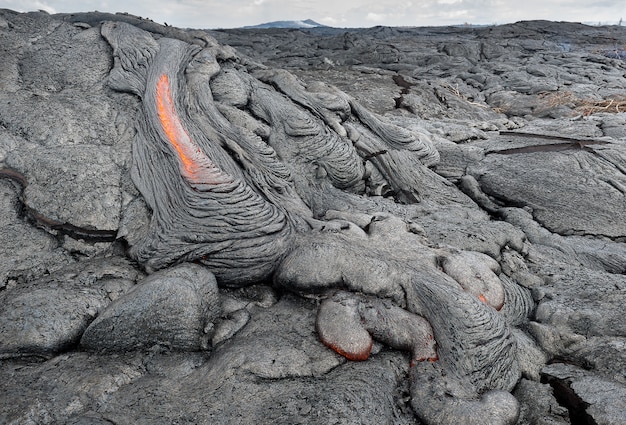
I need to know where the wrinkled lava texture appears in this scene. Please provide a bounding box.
[1,9,625,425]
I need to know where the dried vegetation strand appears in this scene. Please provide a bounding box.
[540,91,626,115]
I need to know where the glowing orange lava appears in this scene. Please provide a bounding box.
[155,74,232,185]
[324,341,372,362]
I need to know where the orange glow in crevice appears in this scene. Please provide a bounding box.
[155,74,232,185]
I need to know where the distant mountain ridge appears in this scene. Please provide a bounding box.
[242,19,327,29]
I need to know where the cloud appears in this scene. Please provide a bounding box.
[366,12,387,22]
[447,9,470,19]
[320,15,348,26]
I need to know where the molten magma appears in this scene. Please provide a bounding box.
[156,74,232,185]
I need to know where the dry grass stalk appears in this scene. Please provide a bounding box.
[540,91,626,116]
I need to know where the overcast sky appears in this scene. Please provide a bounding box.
[2,0,625,29]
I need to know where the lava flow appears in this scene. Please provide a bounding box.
[155,74,233,186]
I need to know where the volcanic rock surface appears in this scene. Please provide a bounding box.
[1,9,626,424]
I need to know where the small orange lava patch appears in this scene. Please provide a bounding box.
[410,355,439,367]
[477,293,504,311]
[323,341,372,362]
[412,356,438,367]
[155,74,232,185]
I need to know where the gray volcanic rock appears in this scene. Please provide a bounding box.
[81,263,220,352]
[93,295,413,425]
[0,351,149,424]
[1,9,626,425]
[542,363,626,425]
[6,144,123,231]
[467,136,626,238]
[0,10,137,233]
[0,295,415,425]
[0,176,72,287]
[209,20,626,133]
[514,378,569,425]
[0,257,140,358]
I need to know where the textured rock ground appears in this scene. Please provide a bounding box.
[1,9,625,424]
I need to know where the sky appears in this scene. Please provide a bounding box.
[1,0,625,29]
